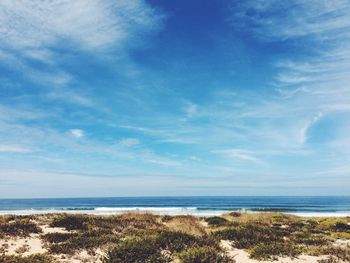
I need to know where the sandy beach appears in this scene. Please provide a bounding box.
[1,212,349,262]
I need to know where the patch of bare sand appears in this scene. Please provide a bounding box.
[41,224,71,234]
[334,238,350,248]
[0,233,47,256]
[221,240,328,263]
[57,249,104,263]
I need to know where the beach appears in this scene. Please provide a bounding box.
[1,212,350,262]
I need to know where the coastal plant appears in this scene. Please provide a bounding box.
[332,222,350,232]
[156,231,220,253]
[103,236,168,263]
[47,230,120,254]
[156,231,200,253]
[291,232,329,246]
[0,253,55,263]
[42,232,78,243]
[289,221,306,231]
[177,246,234,263]
[205,216,229,226]
[0,218,42,237]
[50,214,89,230]
[311,246,350,262]
[249,242,302,260]
[213,223,287,249]
[317,256,340,263]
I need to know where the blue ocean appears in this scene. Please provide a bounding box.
[0,196,350,217]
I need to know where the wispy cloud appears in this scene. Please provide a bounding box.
[226,0,350,155]
[0,144,32,153]
[212,149,263,164]
[70,129,85,138]
[0,0,162,52]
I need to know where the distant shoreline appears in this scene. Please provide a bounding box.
[1,208,350,218]
[1,196,350,218]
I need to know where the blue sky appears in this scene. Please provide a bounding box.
[1,0,350,197]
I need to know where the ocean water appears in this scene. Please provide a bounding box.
[0,196,350,217]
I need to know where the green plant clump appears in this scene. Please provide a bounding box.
[205,217,229,226]
[103,236,168,263]
[50,215,88,230]
[103,231,224,263]
[213,223,287,248]
[178,246,234,263]
[0,254,54,263]
[249,242,302,260]
[47,230,120,254]
[0,219,42,237]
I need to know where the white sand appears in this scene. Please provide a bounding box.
[0,233,47,256]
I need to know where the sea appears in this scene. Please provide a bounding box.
[0,196,350,217]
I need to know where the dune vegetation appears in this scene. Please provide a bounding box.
[0,213,350,262]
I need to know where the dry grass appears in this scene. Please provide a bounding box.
[163,215,206,236]
[0,213,349,262]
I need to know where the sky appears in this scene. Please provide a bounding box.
[0,0,350,198]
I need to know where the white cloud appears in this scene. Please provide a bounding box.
[213,149,263,164]
[70,129,85,138]
[227,0,350,156]
[0,0,163,89]
[117,138,140,147]
[230,0,350,40]
[0,144,32,153]
[0,0,161,52]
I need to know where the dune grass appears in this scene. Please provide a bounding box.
[0,217,42,237]
[0,254,54,263]
[0,212,349,262]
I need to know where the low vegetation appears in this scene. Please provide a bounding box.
[103,231,223,262]
[204,216,229,226]
[0,213,349,262]
[178,246,234,263]
[103,236,167,263]
[0,217,41,237]
[249,242,302,260]
[0,254,54,263]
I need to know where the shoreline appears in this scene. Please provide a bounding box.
[1,208,350,218]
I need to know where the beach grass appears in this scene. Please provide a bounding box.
[0,213,349,262]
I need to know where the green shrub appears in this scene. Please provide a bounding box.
[0,254,54,263]
[332,222,350,232]
[50,215,88,230]
[156,231,219,253]
[177,246,234,263]
[0,219,41,236]
[291,232,329,246]
[42,232,77,243]
[289,221,305,231]
[156,231,199,253]
[205,217,228,226]
[48,230,119,254]
[213,223,287,249]
[312,246,350,262]
[249,242,302,260]
[103,236,168,263]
